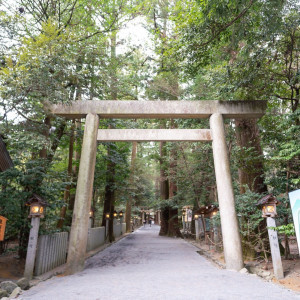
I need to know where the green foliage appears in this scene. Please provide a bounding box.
[269,224,295,237]
[0,159,69,240]
[235,190,269,258]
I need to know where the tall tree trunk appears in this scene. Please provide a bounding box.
[69,120,81,211]
[102,31,118,242]
[57,122,74,228]
[235,119,268,259]
[159,141,169,236]
[39,116,51,159]
[101,145,116,243]
[167,121,182,237]
[126,142,137,232]
[235,119,268,194]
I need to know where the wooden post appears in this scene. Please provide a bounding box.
[267,217,284,279]
[65,113,99,275]
[0,216,8,241]
[24,217,40,279]
[195,219,200,241]
[213,218,220,251]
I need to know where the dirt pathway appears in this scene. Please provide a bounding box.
[19,225,300,300]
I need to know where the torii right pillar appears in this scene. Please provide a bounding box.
[210,113,244,271]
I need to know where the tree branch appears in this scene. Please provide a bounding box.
[196,0,255,48]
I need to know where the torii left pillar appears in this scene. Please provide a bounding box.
[65,113,99,275]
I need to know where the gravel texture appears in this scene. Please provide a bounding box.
[19,225,300,300]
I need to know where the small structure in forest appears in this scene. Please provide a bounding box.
[195,205,219,246]
[182,206,192,232]
[256,194,283,279]
[256,194,280,218]
[0,136,13,242]
[195,204,218,217]
[0,216,8,241]
[0,135,13,172]
[26,194,48,218]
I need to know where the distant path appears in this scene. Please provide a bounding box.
[20,225,300,300]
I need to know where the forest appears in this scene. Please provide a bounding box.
[0,0,299,262]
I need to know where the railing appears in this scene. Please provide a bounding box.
[34,232,68,276]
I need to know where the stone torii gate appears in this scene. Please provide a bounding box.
[51,100,267,275]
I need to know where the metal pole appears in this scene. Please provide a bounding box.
[24,217,40,279]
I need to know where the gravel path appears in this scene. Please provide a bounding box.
[19,225,300,300]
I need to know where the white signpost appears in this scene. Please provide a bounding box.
[289,189,300,256]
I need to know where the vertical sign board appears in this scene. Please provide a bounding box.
[289,189,300,256]
[0,216,8,241]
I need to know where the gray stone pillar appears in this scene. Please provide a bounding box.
[24,217,40,279]
[195,219,200,241]
[210,113,243,271]
[267,217,284,279]
[105,219,109,238]
[120,217,124,233]
[88,218,93,229]
[65,113,99,275]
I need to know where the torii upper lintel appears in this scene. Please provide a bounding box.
[51,100,267,119]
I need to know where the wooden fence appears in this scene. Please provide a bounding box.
[86,227,105,252]
[34,222,127,276]
[34,232,68,276]
[122,223,126,235]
